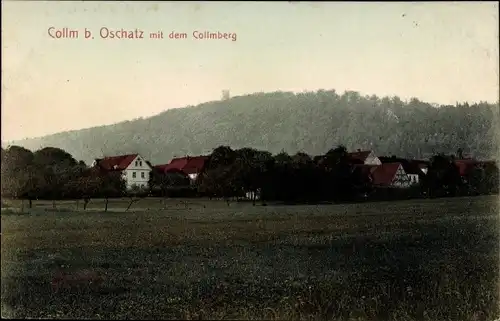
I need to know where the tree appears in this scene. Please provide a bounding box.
[1,145,88,207]
[149,168,168,196]
[33,147,77,168]
[197,168,224,199]
[483,162,499,194]
[261,152,291,201]
[66,168,126,211]
[206,146,236,169]
[19,164,45,208]
[97,171,126,212]
[197,146,250,202]
[324,145,358,201]
[1,146,35,201]
[424,154,462,197]
[205,163,244,202]
[2,145,34,170]
[61,165,92,209]
[125,184,148,211]
[149,168,191,197]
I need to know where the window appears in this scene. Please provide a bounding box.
[139,161,143,166]
[135,161,138,166]
[141,172,145,178]
[132,172,136,178]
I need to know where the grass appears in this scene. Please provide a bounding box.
[1,196,499,320]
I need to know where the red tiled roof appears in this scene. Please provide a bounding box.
[95,154,138,171]
[153,161,186,173]
[453,159,482,176]
[182,156,209,174]
[371,163,402,186]
[156,156,209,175]
[348,151,372,163]
[166,158,190,172]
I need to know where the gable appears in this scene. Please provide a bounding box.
[395,164,406,176]
[124,155,153,171]
[365,153,381,165]
[393,164,412,185]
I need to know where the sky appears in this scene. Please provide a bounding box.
[1,1,499,142]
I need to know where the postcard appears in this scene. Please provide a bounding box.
[2,2,499,320]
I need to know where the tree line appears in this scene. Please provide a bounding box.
[2,144,498,209]
[1,146,125,210]
[151,146,499,203]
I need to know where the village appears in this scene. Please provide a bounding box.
[92,148,496,196]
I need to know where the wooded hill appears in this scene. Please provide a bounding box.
[6,90,499,165]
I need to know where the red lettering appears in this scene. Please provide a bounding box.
[48,27,79,39]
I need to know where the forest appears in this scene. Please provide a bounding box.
[4,90,499,165]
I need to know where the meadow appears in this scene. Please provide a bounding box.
[1,196,499,320]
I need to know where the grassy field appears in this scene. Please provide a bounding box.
[1,196,499,320]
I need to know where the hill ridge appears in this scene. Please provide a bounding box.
[6,89,499,165]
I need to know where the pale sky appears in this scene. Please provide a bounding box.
[1,1,499,142]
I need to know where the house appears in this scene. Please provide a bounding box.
[155,155,209,183]
[348,150,382,165]
[370,162,411,188]
[379,156,427,185]
[92,153,152,190]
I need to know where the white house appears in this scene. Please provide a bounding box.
[92,153,152,190]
